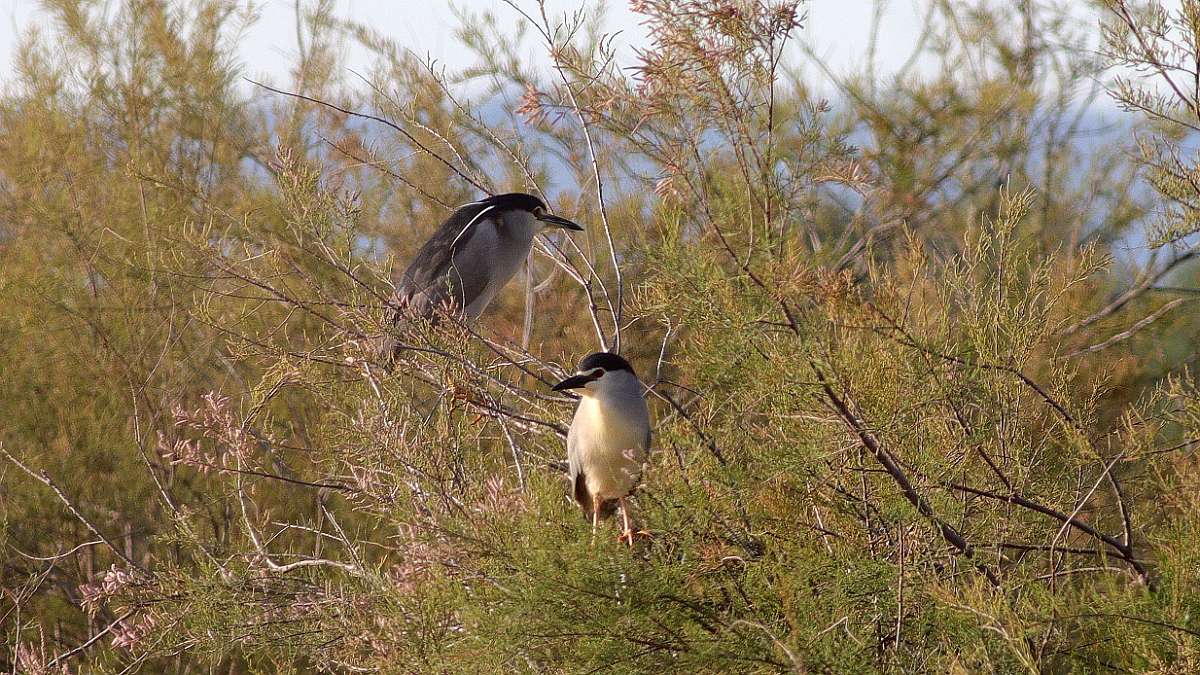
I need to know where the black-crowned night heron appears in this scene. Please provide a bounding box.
[382,193,582,362]
[553,352,651,545]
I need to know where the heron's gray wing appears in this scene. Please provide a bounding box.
[390,201,497,318]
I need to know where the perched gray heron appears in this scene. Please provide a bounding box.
[553,352,651,545]
[382,192,582,363]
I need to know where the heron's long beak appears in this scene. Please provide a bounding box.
[538,214,584,231]
[552,374,592,391]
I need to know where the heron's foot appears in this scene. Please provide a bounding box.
[617,529,652,547]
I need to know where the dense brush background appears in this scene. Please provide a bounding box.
[5,0,1200,672]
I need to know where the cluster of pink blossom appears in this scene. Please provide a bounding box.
[477,475,527,515]
[110,612,158,651]
[655,162,685,200]
[156,431,211,472]
[77,563,148,617]
[515,83,548,124]
[631,0,804,93]
[388,524,458,594]
[156,391,262,471]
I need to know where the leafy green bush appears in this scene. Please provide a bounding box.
[4,1,1200,672]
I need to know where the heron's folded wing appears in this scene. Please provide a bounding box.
[567,424,596,516]
[391,201,495,318]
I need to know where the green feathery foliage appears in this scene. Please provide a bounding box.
[4,0,1200,673]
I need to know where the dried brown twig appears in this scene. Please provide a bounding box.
[502,0,624,351]
[246,78,489,193]
[813,369,1002,587]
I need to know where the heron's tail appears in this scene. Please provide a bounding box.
[363,332,400,373]
[369,301,412,373]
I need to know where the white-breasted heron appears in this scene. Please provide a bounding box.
[553,352,652,546]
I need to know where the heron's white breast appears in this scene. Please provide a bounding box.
[570,390,650,501]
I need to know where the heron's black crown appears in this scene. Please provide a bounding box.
[471,192,546,213]
[578,352,634,375]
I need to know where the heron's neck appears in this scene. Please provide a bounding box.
[499,210,540,242]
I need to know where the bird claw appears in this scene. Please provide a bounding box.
[617,529,652,546]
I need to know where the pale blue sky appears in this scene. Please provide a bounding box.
[0,1,933,87]
[0,1,1177,90]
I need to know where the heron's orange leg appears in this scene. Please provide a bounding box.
[616,498,653,547]
[591,498,601,545]
[617,497,635,548]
